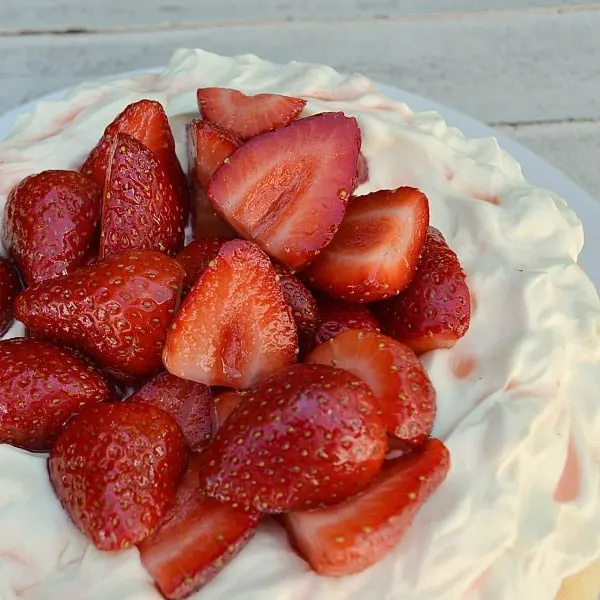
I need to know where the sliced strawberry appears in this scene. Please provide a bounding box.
[49,402,189,550]
[211,389,244,434]
[14,250,184,382]
[197,87,306,140]
[207,112,360,271]
[175,238,226,295]
[373,227,471,353]
[0,257,22,336]
[303,187,429,302]
[139,454,260,600]
[283,438,450,576]
[129,371,215,451]
[199,363,386,513]
[306,330,436,449]
[2,170,101,286]
[163,240,297,389]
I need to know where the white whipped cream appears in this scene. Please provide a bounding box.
[1,48,600,600]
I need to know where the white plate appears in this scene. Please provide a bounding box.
[2,71,599,287]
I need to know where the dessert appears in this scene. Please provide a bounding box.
[0,47,598,600]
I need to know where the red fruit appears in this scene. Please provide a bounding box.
[197,87,306,141]
[14,250,184,382]
[139,454,260,600]
[207,112,360,271]
[0,257,22,336]
[0,338,111,452]
[303,187,429,302]
[175,238,226,295]
[2,170,101,286]
[306,330,436,449]
[49,402,189,551]
[283,438,450,576]
[211,389,244,434]
[129,371,215,451]
[373,227,471,353]
[100,133,185,259]
[163,240,297,389]
[199,363,386,513]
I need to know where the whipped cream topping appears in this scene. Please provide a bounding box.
[1,48,600,600]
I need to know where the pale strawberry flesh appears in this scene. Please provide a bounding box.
[0,257,22,336]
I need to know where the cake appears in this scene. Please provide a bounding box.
[0,48,599,600]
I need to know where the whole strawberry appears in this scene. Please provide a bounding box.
[0,257,22,336]
[175,238,226,295]
[49,402,189,551]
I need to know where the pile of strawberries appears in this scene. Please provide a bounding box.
[0,87,471,599]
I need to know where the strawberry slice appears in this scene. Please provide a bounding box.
[175,238,226,295]
[282,438,450,576]
[306,330,436,449]
[0,257,22,336]
[163,240,297,389]
[211,389,244,434]
[129,371,215,451]
[199,363,386,513]
[197,87,306,140]
[2,170,101,286]
[49,402,189,550]
[207,112,361,271]
[139,454,260,600]
[373,227,471,353]
[303,187,429,302]
[100,133,185,259]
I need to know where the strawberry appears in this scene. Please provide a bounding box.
[163,240,297,389]
[49,402,189,550]
[100,133,185,259]
[139,454,260,600]
[199,363,386,513]
[197,87,306,141]
[302,187,429,302]
[0,337,111,451]
[14,250,184,382]
[207,112,361,271]
[211,389,244,434]
[306,330,436,449]
[355,152,369,187]
[0,257,22,336]
[373,227,471,353]
[2,170,101,286]
[129,371,215,451]
[282,438,450,576]
[175,238,226,295]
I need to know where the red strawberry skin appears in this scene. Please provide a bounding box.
[303,187,430,302]
[199,363,387,513]
[207,112,360,271]
[306,330,436,449]
[0,337,111,452]
[373,227,471,353]
[129,371,215,451]
[283,438,450,576]
[2,170,101,286]
[211,389,244,434]
[175,238,226,295]
[163,240,297,389]
[197,87,306,140]
[139,454,260,600]
[0,257,22,336]
[49,402,189,551]
[100,133,185,259]
[14,250,184,382]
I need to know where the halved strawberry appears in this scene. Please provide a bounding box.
[207,112,361,271]
[139,454,260,600]
[373,227,471,353]
[175,238,226,295]
[0,257,22,336]
[306,330,436,449]
[163,240,297,389]
[282,438,450,576]
[302,187,429,302]
[211,389,244,434]
[197,87,306,140]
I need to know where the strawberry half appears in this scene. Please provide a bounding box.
[306,330,436,449]
[373,227,471,353]
[197,87,306,140]
[199,363,386,513]
[211,389,244,434]
[207,112,361,271]
[139,454,260,600]
[0,257,22,336]
[49,402,189,551]
[163,240,297,389]
[303,187,429,302]
[2,170,101,286]
[283,438,450,576]
[175,238,226,295]
[15,250,184,382]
